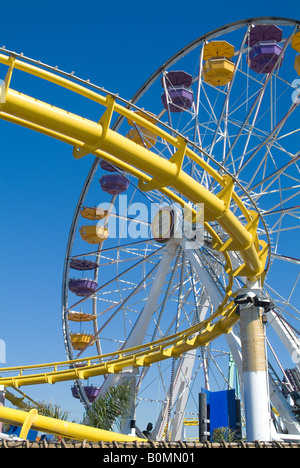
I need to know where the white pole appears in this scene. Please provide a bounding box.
[237,285,272,441]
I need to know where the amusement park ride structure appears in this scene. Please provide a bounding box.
[0,17,300,443]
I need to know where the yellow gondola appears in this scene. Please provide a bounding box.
[79,225,109,244]
[294,55,300,75]
[203,41,235,87]
[70,333,94,350]
[292,31,300,52]
[203,57,235,86]
[203,40,235,60]
[126,110,157,149]
[80,206,108,221]
[68,311,95,322]
[126,126,157,149]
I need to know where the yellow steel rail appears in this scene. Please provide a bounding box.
[0,405,144,442]
[0,300,238,387]
[0,52,268,389]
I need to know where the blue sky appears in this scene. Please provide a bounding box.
[0,0,299,424]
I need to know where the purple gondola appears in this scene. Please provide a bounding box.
[161,70,193,88]
[248,41,284,73]
[71,385,101,403]
[99,174,129,195]
[100,159,120,172]
[69,259,99,271]
[68,278,98,297]
[247,24,283,47]
[161,70,193,113]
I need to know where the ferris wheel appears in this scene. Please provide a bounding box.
[59,17,300,441]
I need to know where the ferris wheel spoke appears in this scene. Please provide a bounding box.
[248,152,300,193]
[209,26,250,157]
[70,238,159,259]
[75,262,161,358]
[69,245,164,310]
[222,31,295,174]
[258,190,300,219]
[150,248,182,342]
[236,101,300,179]
[271,252,300,265]
[119,240,180,350]
[223,76,268,167]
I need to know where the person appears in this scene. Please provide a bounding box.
[142,422,153,439]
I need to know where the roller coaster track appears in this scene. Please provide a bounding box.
[0,43,270,389]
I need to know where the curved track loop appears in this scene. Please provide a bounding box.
[0,35,271,388]
[0,300,238,387]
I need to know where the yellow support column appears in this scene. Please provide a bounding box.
[19,408,38,439]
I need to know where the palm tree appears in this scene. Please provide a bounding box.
[20,399,70,421]
[5,389,70,421]
[83,382,134,431]
[5,382,134,437]
[2,398,71,438]
[211,426,237,442]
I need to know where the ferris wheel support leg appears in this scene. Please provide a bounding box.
[236,281,272,442]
